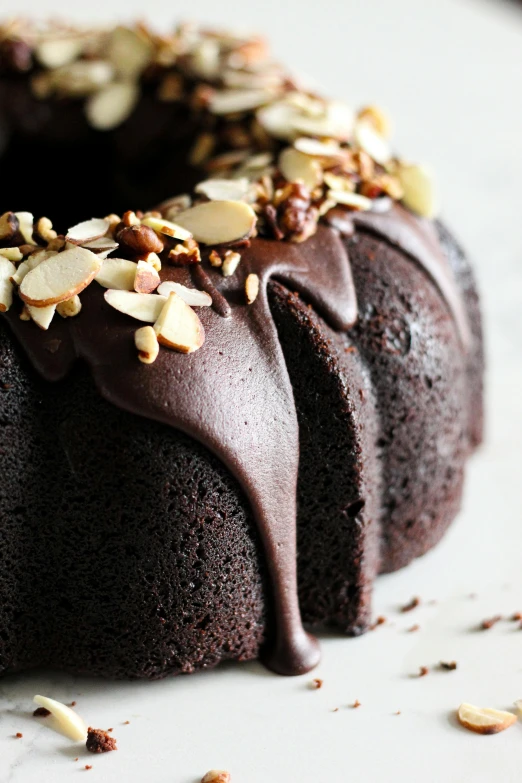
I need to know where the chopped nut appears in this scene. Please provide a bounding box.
[33,695,87,742]
[104,213,122,235]
[0,257,16,312]
[107,26,152,80]
[400,597,420,613]
[369,616,386,630]
[278,147,322,190]
[195,178,251,202]
[20,246,102,307]
[210,88,273,115]
[33,216,57,245]
[245,273,259,304]
[27,304,56,331]
[352,699,361,708]
[201,772,231,783]
[511,612,522,622]
[19,305,30,321]
[14,212,36,245]
[157,281,212,307]
[357,105,391,138]
[86,727,118,754]
[309,678,323,690]
[408,624,420,633]
[0,246,23,262]
[134,260,160,294]
[209,250,223,267]
[47,235,66,252]
[0,211,19,243]
[15,732,23,739]
[122,210,141,228]
[418,666,429,677]
[169,239,201,266]
[457,704,517,735]
[117,225,164,256]
[355,121,391,164]
[104,289,167,323]
[66,217,110,246]
[175,201,257,246]
[140,252,161,272]
[57,295,82,318]
[328,190,372,211]
[154,292,205,354]
[222,250,241,277]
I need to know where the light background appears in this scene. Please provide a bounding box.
[1,0,522,781]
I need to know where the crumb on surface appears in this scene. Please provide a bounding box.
[370,615,386,630]
[408,624,420,632]
[352,699,361,708]
[418,666,429,677]
[86,727,118,754]
[481,615,502,630]
[70,701,77,707]
[85,765,92,771]
[15,732,23,738]
[33,707,51,717]
[511,612,522,621]
[401,596,420,613]
[439,661,457,671]
[310,678,323,690]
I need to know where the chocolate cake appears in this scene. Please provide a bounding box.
[0,21,483,678]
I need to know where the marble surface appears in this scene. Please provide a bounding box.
[1,0,522,780]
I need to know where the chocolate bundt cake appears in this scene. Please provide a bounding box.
[0,21,483,678]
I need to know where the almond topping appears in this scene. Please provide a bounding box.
[66,217,110,245]
[33,695,87,742]
[35,35,86,70]
[294,137,344,159]
[104,289,167,323]
[245,273,259,304]
[27,304,56,330]
[209,88,273,115]
[33,216,57,245]
[195,178,251,202]
[175,201,256,246]
[134,260,160,294]
[201,772,231,783]
[0,247,23,262]
[85,81,139,131]
[328,191,373,211]
[20,246,102,307]
[457,704,517,735]
[0,258,16,313]
[56,295,82,318]
[398,163,438,219]
[222,250,241,277]
[11,250,56,287]
[157,281,212,307]
[0,211,19,243]
[154,292,205,354]
[135,325,159,364]
[141,252,161,272]
[209,250,222,267]
[278,147,322,190]
[141,215,192,241]
[82,236,119,257]
[107,26,153,79]
[354,121,391,165]
[15,212,36,245]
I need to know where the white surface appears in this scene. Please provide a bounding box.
[1,0,522,781]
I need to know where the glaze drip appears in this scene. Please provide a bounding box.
[2,208,468,674]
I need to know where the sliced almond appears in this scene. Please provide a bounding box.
[27,304,56,330]
[33,695,87,742]
[278,147,322,190]
[104,289,167,323]
[11,250,56,286]
[457,703,517,735]
[398,163,438,219]
[328,190,373,211]
[0,247,23,262]
[292,100,354,141]
[294,137,343,159]
[201,772,231,783]
[81,236,118,254]
[195,178,251,202]
[35,35,86,69]
[66,217,110,245]
[134,260,160,294]
[175,201,256,246]
[209,88,273,115]
[323,172,355,193]
[140,252,161,272]
[86,81,139,131]
[107,26,153,79]
[0,258,16,312]
[135,325,159,364]
[95,258,138,290]
[245,273,259,304]
[354,121,391,165]
[56,295,82,318]
[15,212,36,245]
[51,60,114,97]
[154,292,205,354]
[357,105,391,138]
[20,246,102,307]
[157,281,212,307]
[257,99,300,140]
[140,215,192,241]
[222,250,241,277]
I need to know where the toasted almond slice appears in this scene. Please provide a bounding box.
[398,163,438,219]
[33,695,87,742]
[15,212,36,245]
[457,703,517,735]
[82,236,119,255]
[134,260,160,294]
[354,121,391,165]
[201,772,231,783]
[107,26,153,79]
[245,273,259,304]
[11,250,56,286]
[66,217,110,245]
[278,147,322,190]
[291,101,354,141]
[328,190,373,211]
[358,105,391,138]
[323,172,356,193]
[20,246,102,307]
[176,201,256,246]
[154,292,205,354]
[135,325,159,364]
[56,295,81,318]
[157,281,212,307]
[86,81,139,131]
[104,289,167,323]
[27,304,56,330]
[209,88,274,115]
[95,258,137,290]
[35,36,86,69]
[0,247,23,262]
[0,258,16,312]
[222,250,241,277]
[140,216,192,241]
[195,178,251,202]
[257,99,300,140]
[51,60,114,97]
[294,137,343,158]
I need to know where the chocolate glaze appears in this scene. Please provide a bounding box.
[2,207,469,675]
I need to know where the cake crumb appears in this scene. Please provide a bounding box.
[86,727,117,753]
[401,596,420,612]
[481,615,502,630]
[352,699,361,708]
[370,615,386,630]
[395,710,401,715]
[332,707,339,712]
[310,678,323,690]
[418,666,429,677]
[408,624,420,632]
[33,707,51,717]
[70,701,77,707]
[439,661,457,671]
[123,720,130,725]
[74,758,79,762]
[85,765,92,771]
[15,732,23,739]
[511,612,522,622]
[107,727,113,732]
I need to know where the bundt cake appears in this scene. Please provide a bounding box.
[0,20,483,678]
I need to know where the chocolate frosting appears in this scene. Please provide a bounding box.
[2,205,469,674]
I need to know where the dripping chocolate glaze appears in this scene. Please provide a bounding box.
[2,206,469,675]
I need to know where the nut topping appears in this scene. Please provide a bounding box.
[66,217,110,245]
[398,163,437,219]
[134,260,160,294]
[95,258,138,290]
[245,273,259,304]
[0,211,20,244]
[135,325,159,364]
[85,81,139,131]
[27,304,56,330]
[0,258,16,313]
[104,289,167,323]
[201,772,231,783]
[56,295,82,318]
[457,704,517,735]
[175,201,257,245]
[221,250,241,277]
[20,246,102,307]
[154,291,205,354]
[157,281,212,307]
[141,215,192,241]
[117,224,164,256]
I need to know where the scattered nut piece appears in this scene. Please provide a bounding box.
[57,295,82,318]
[19,305,30,321]
[189,132,216,166]
[439,661,457,671]
[175,201,257,246]
[140,252,161,272]
[245,273,259,304]
[201,772,231,783]
[408,624,420,633]
[0,247,23,262]
[457,703,517,735]
[104,289,167,323]
[141,215,192,241]
[15,732,23,739]
[15,212,36,245]
[157,281,212,307]
[134,260,160,294]
[209,250,223,267]
[86,727,117,753]
[118,225,164,256]
[154,292,205,354]
[418,666,429,677]
[135,326,159,364]
[328,190,372,211]
[357,105,391,138]
[195,178,251,202]
[33,695,87,742]
[369,616,386,630]
[169,240,201,266]
[66,217,110,245]
[355,121,391,164]
[0,211,19,243]
[27,304,57,330]
[222,251,241,277]
[352,699,361,708]
[20,246,101,307]
[278,147,322,190]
